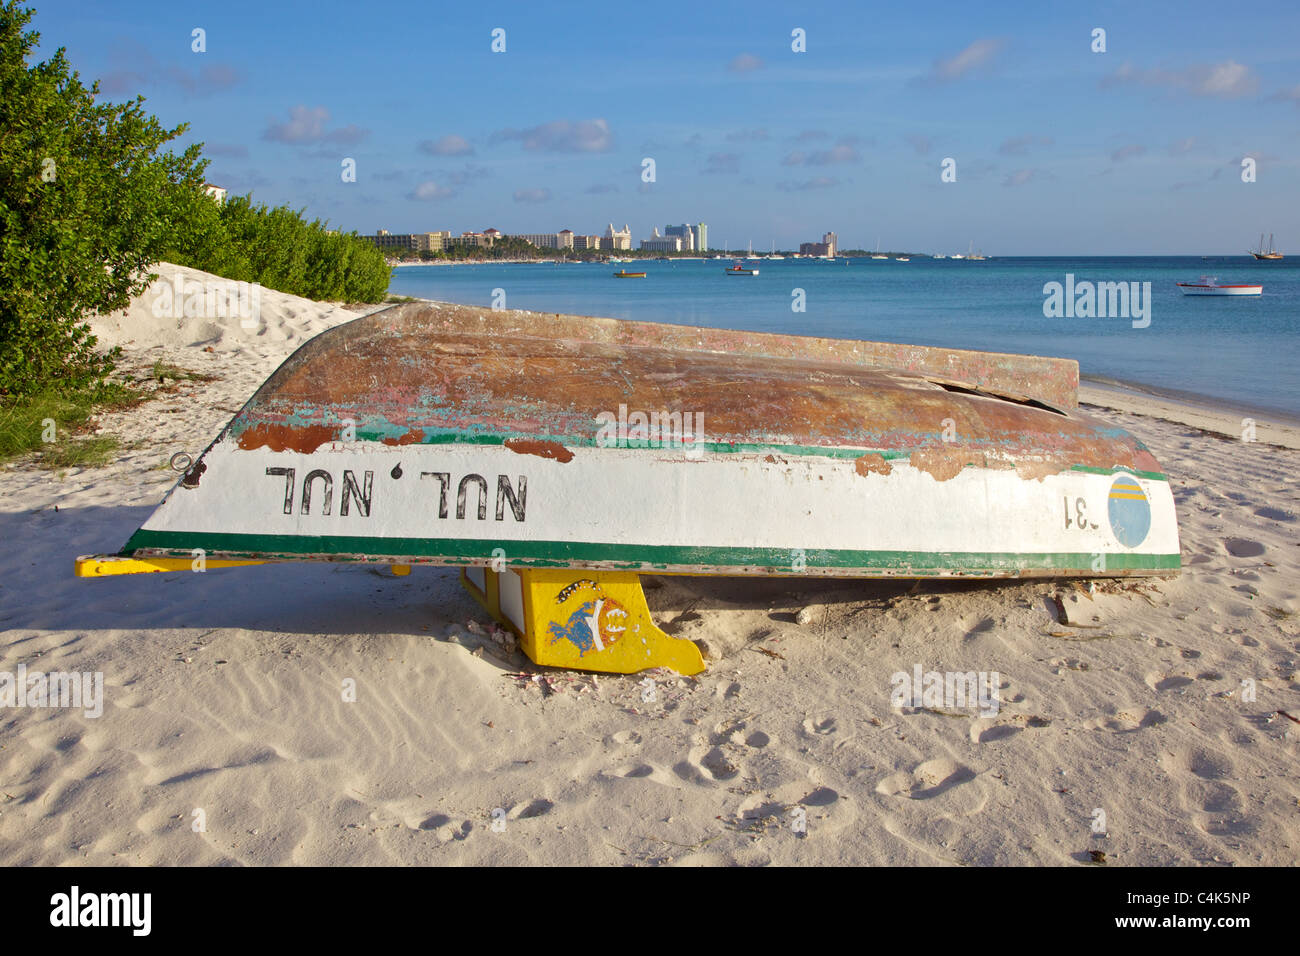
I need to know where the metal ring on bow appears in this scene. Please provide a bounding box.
[169,452,193,472]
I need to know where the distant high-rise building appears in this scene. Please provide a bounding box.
[600,223,632,250]
[664,223,707,252]
[799,230,838,257]
[664,224,695,251]
[363,230,449,252]
[510,230,575,249]
[640,226,682,252]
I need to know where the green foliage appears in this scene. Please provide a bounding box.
[38,433,118,468]
[149,359,212,383]
[162,194,391,304]
[0,381,134,465]
[0,1,207,397]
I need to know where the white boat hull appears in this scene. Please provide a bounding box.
[127,440,1179,578]
[1177,284,1261,296]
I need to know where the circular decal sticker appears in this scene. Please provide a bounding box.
[1107,474,1151,548]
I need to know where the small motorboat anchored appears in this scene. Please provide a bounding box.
[726,260,759,276]
[612,270,646,279]
[1176,276,1262,296]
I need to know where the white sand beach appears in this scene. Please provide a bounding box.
[0,264,1296,866]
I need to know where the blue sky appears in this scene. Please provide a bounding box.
[30,0,1300,254]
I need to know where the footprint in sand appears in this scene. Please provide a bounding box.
[613,763,655,779]
[801,715,837,736]
[1160,748,1253,837]
[1253,506,1296,523]
[674,742,741,784]
[974,723,1022,743]
[1084,708,1167,733]
[1224,538,1266,558]
[714,681,741,700]
[512,798,554,819]
[1146,671,1195,692]
[875,758,980,802]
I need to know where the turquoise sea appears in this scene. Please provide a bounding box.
[388,256,1300,419]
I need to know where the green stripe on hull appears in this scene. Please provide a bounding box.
[123,529,1179,574]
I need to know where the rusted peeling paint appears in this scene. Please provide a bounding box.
[504,438,574,463]
[909,448,1014,482]
[236,422,336,453]
[854,453,893,477]
[180,460,206,489]
[217,303,1159,480]
[1013,457,1072,481]
[382,428,426,446]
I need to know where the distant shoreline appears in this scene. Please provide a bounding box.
[387,253,1287,267]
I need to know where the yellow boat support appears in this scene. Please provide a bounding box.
[461,566,705,675]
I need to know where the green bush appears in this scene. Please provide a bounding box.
[0,1,389,402]
[0,1,206,398]
[163,195,390,304]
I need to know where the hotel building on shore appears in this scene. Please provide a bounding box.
[600,223,632,250]
[363,222,645,254]
[664,223,708,252]
[509,229,575,250]
[366,229,452,252]
[799,231,838,257]
[640,227,682,252]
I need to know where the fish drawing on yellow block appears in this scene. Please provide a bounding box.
[547,579,629,657]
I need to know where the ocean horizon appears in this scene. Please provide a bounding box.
[388,255,1299,421]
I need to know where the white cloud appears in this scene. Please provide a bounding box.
[410,181,454,201]
[491,119,612,153]
[1102,60,1259,98]
[916,38,1006,84]
[419,135,474,156]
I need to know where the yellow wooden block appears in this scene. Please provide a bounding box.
[460,566,705,676]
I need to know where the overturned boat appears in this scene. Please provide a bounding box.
[77,303,1180,675]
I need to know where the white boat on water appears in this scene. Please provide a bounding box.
[1177,276,1261,296]
[726,259,759,276]
[871,239,887,260]
[895,257,910,262]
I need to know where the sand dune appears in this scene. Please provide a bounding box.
[0,264,1295,865]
